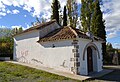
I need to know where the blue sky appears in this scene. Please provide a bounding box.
[0,0,120,49]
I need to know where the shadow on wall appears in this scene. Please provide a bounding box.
[39,41,72,48]
[14,31,39,41]
[13,43,17,60]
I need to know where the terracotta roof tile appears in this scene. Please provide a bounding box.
[38,26,77,42]
[38,26,92,42]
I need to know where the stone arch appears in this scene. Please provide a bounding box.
[83,42,100,60]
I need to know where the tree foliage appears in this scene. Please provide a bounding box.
[67,0,78,27]
[51,0,60,23]
[91,0,106,40]
[12,27,23,35]
[105,43,116,64]
[81,0,106,40]
[0,37,13,55]
[0,28,12,37]
[63,6,67,26]
[0,27,23,59]
[91,0,106,64]
[81,0,106,64]
[81,0,94,32]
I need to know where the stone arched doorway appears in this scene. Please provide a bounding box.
[83,42,100,74]
[87,45,99,74]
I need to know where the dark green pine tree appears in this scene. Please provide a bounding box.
[92,0,106,63]
[91,0,106,39]
[81,0,106,63]
[80,0,94,32]
[51,0,60,23]
[63,6,67,26]
[91,0,106,63]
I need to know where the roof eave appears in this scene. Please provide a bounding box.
[37,38,77,43]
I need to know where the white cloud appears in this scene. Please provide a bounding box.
[12,0,20,7]
[1,0,12,6]
[6,10,11,14]
[11,25,22,29]
[0,0,81,19]
[0,12,6,16]
[0,1,5,8]
[102,0,120,39]
[0,25,7,28]
[0,1,6,15]
[12,9,20,14]
[24,15,27,17]
[76,0,81,4]
[23,5,32,12]
[113,43,120,49]
[107,31,117,39]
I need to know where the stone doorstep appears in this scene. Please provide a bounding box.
[5,61,113,81]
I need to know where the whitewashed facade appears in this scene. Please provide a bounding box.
[13,20,103,75]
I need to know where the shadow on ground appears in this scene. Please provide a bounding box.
[96,69,120,81]
[93,67,120,82]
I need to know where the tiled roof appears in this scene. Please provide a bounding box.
[37,26,98,42]
[14,20,56,36]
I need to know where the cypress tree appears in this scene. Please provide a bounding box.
[51,0,60,23]
[81,0,106,63]
[91,0,106,39]
[63,6,67,26]
[91,0,106,63]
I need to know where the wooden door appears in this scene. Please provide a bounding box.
[87,47,93,73]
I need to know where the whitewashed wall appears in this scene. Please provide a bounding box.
[13,30,40,62]
[94,42,103,72]
[13,23,74,73]
[14,34,74,73]
[39,40,74,73]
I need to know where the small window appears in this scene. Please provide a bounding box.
[52,44,55,48]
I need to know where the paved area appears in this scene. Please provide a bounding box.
[94,65,120,82]
[6,61,113,81]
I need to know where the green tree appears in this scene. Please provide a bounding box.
[63,6,67,26]
[0,28,14,59]
[91,0,106,64]
[51,0,60,23]
[67,0,78,28]
[91,0,106,39]
[105,43,115,64]
[19,27,23,33]
[36,17,41,23]
[0,28,12,37]
[12,27,23,35]
[80,0,94,32]
[81,0,106,64]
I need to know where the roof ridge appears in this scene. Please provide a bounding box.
[68,27,78,37]
[13,20,56,36]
